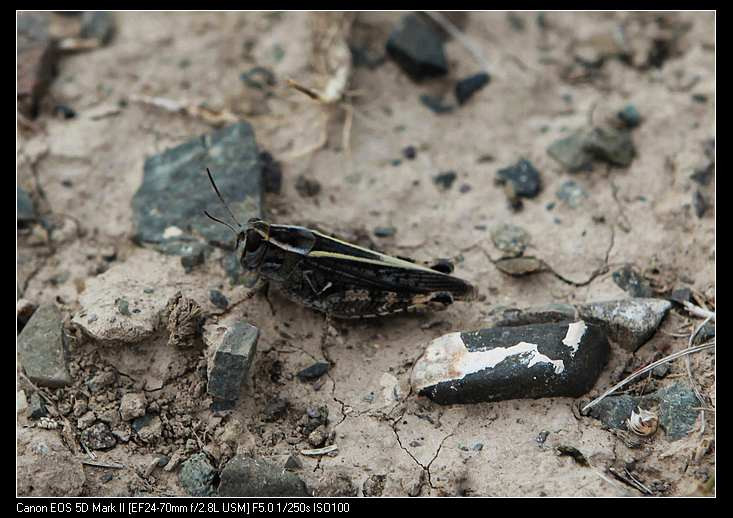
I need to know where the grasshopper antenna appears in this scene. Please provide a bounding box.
[203,210,239,234]
[206,168,242,228]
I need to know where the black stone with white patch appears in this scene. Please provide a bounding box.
[412,321,609,405]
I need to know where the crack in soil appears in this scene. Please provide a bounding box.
[390,406,453,490]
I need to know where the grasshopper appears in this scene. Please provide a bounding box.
[204,169,476,319]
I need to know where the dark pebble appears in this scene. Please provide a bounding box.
[454,72,490,105]
[434,171,457,189]
[240,66,276,90]
[263,398,289,422]
[374,226,396,238]
[495,159,542,198]
[693,322,715,345]
[651,363,670,379]
[28,392,48,419]
[402,146,417,160]
[295,175,321,197]
[53,104,76,119]
[386,14,448,81]
[667,287,692,305]
[556,446,589,467]
[391,159,402,167]
[209,289,229,309]
[612,265,653,298]
[412,320,609,405]
[17,187,37,226]
[617,104,641,128]
[297,361,331,382]
[207,323,259,402]
[420,94,454,114]
[459,184,472,193]
[690,161,714,186]
[693,189,709,218]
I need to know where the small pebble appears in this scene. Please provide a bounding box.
[209,289,229,309]
[434,171,457,189]
[402,146,417,160]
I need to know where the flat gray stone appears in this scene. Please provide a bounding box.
[206,322,259,402]
[641,382,700,440]
[385,14,448,82]
[588,394,638,429]
[218,456,310,497]
[18,304,72,388]
[132,121,263,253]
[179,453,217,497]
[576,298,671,351]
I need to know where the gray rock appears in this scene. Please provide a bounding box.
[17,187,37,225]
[412,320,609,405]
[80,11,115,45]
[651,363,670,379]
[295,175,321,197]
[556,180,588,208]
[495,159,542,198]
[587,394,638,429]
[386,14,448,82]
[28,392,48,419]
[576,298,671,351]
[284,455,302,471]
[612,265,653,298]
[455,72,491,105]
[693,322,715,345]
[207,322,259,402]
[218,456,310,497]
[119,393,147,421]
[617,104,641,128]
[490,223,530,257]
[588,383,701,441]
[297,361,331,382]
[179,453,217,497]
[548,126,636,171]
[132,122,263,253]
[209,289,229,309]
[585,127,635,167]
[81,422,117,450]
[547,131,594,172]
[641,383,700,440]
[17,304,72,388]
[434,171,457,189]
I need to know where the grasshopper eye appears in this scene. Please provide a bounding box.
[241,229,267,270]
[245,230,263,252]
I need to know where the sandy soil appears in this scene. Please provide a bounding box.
[17,11,715,497]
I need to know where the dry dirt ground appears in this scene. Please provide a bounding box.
[17,11,715,497]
